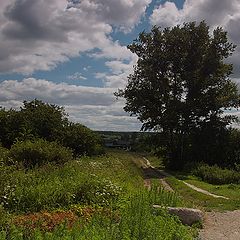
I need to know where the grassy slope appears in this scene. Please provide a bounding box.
[0,150,194,239]
[165,175,240,211]
[146,156,240,211]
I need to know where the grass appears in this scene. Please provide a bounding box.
[0,151,144,213]
[144,155,240,211]
[0,192,193,240]
[0,150,195,239]
[166,176,240,211]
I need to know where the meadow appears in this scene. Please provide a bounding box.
[0,150,195,239]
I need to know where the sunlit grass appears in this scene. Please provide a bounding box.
[166,176,240,211]
[0,150,195,239]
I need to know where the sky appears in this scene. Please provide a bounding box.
[0,0,240,131]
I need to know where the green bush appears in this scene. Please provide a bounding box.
[9,139,73,168]
[61,123,104,156]
[0,146,10,166]
[193,164,240,184]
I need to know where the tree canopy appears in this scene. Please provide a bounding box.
[0,99,103,156]
[116,21,240,168]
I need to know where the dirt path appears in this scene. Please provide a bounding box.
[140,157,174,192]
[199,210,240,240]
[141,157,230,198]
[182,181,229,199]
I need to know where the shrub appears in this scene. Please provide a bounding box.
[13,210,78,232]
[193,164,240,184]
[61,123,104,156]
[0,146,10,166]
[9,139,73,168]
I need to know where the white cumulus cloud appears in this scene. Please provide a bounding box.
[0,78,141,131]
[0,0,150,74]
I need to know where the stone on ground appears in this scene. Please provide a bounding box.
[153,205,204,225]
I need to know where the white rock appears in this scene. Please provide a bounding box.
[153,205,204,225]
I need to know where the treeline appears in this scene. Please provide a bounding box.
[0,99,103,167]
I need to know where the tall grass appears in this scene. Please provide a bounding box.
[0,151,194,239]
[1,188,192,240]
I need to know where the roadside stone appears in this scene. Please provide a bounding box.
[153,205,204,225]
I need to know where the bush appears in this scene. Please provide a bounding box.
[193,164,240,184]
[0,146,10,166]
[9,139,73,168]
[61,123,104,156]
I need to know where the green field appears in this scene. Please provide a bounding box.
[0,150,195,239]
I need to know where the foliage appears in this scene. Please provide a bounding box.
[192,164,240,184]
[61,123,104,156]
[0,151,141,213]
[0,100,67,147]
[225,128,240,167]
[9,139,73,168]
[116,21,240,169]
[13,210,78,232]
[0,108,24,148]
[73,178,122,206]
[0,205,10,230]
[0,99,103,157]
[20,99,68,142]
[0,146,10,166]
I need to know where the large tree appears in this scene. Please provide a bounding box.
[116,21,240,168]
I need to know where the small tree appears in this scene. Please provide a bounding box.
[61,123,104,156]
[116,21,240,169]
[20,99,68,141]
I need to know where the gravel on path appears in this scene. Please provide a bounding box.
[199,210,240,240]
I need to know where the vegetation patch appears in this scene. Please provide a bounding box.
[9,139,73,168]
[167,176,240,211]
[192,164,240,185]
[0,151,196,239]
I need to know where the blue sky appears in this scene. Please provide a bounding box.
[0,0,240,131]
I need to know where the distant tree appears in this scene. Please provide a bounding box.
[20,99,68,141]
[116,21,240,169]
[61,123,104,156]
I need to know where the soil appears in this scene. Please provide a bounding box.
[140,157,174,192]
[199,210,240,240]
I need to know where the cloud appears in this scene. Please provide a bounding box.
[67,0,151,32]
[0,0,150,74]
[67,72,87,81]
[0,78,141,131]
[95,56,138,88]
[0,78,115,106]
[150,0,239,28]
[150,0,240,77]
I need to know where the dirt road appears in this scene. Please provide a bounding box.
[199,210,240,240]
